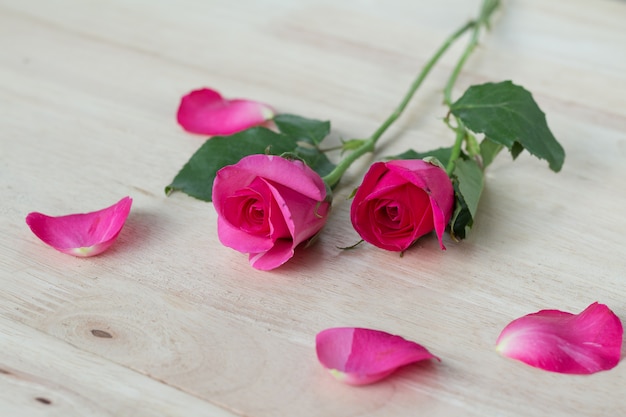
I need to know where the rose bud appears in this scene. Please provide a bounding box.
[350,159,454,251]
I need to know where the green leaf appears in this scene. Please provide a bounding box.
[166,113,338,201]
[450,81,565,172]
[273,114,330,146]
[293,144,336,178]
[274,113,336,177]
[165,127,299,201]
[465,132,480,157]
[479,138,503,169]
[450,158,484,240]
[389,147,453,168]
[511,141,524,160]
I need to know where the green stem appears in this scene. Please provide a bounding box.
[321,18,476,188]
[444,0,500,175]
[447,120,466,175]
[443,0,500,107]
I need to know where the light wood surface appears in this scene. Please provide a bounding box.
[2,0,625,415]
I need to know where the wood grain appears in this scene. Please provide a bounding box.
[1,0,626,415]
[0,316,236,416]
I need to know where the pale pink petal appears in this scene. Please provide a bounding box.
[316,327,440,385]
[496,302,623,374]
[177,88,274,135]
[26,197,132,257]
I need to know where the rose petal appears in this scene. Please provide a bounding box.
[496,302,623,374]
[217,177,277,254]
[25,196,132,257]
[248,238,294,271]
[316,327,440,385]
[215,154,327,202]
[177,87,274,135]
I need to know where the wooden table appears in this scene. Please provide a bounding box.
[2,0,625,415]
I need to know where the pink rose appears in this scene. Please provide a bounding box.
[350,159,454,251]
[212,154,331,270]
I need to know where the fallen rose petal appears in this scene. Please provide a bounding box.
[26,196,132,257]
[316,327,440,385]
[177,87,275,135]
[496,302,623,374]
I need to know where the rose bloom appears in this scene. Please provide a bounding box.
[350,159,454,252]
[212,154,330,270]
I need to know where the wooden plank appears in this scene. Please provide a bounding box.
[0,317,237,416]
[1,0,626,416]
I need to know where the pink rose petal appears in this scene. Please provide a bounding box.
[496,302,623,374]
[177,87,275,135]
[316,327,440,385]
[26,196,132,257]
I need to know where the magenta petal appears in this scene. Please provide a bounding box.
[496,302,623,374]
[26,197,133,257]
[316,327,440,385]
[177,87,275,135]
